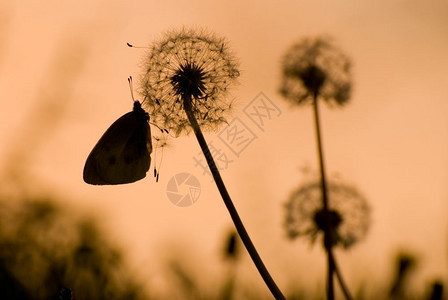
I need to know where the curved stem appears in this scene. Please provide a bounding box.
[183,97,285,300]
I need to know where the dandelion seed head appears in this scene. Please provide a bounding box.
[140,28,240,136]
[284,180,370,249]
[279,36,352,106]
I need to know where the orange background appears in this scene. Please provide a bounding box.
[0,0,447,295]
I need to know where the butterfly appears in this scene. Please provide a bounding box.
[83,77,152,185]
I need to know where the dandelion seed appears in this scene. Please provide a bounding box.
[279,36,352,106]
[140,28,240,136]
[284,180,370,249]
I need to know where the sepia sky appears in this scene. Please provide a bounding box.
[1,0,447,295]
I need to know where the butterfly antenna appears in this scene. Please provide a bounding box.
[153,137,159,181]
[127,76,136,103]
[152,142,160,182]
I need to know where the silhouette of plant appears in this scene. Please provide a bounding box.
[140,27,285,299]
[220,230,241,300]
[222,230,240,262]
[279,36,355,300]
[0,195,149,300]
[279,36,352,106]
[141,28,239,137]
[426,281,444,300]
[284,180,370,249]
[388,252,417,299]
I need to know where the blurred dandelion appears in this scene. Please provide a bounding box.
[140,27,285,299]
[141,28,240,136]
[284,180,370,249]
[279,36,352,106]
[279,36,354,300]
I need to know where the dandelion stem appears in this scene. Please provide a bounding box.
[326,245,335,300]
[312,94,329,215]
[312,94,355,300]
[313,93,358,300]
[183,96,286,300]
[312,94,334,300]
[331,251,353,300]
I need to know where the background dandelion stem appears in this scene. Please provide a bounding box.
[332,251,353,300]
[312,95,329,213]
[312,94,336,300]
[183,96,286,300]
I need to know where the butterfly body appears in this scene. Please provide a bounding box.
[83,101,152,185]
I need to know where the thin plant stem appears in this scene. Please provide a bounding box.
[312,96,329,211]
[183,96,286,300]
[312,94,354,300]
[331,251,353,300]
[326,247,335,300]
[312,93,334,300]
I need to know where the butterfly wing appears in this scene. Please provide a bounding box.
[83,107,152,185]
